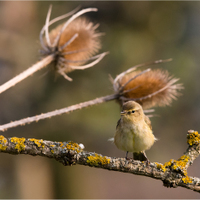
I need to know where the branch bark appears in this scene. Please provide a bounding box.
[0,130,200,193]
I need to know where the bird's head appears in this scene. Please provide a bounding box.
[121,101,144,121]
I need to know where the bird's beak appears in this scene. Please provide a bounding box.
[120,111,126,115]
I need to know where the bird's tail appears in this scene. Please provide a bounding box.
[108,137,114,143]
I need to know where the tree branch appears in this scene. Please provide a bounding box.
[0,130,200,193]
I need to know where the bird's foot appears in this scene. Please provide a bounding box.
[145,159,150,166]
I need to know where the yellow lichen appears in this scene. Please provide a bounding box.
[10,137,26,151]
[60,143,64,147]
[87,153,110,166]
[173,155,189,169]
[0,135,7,151]
[163,159,174,168]
[50,144,56,154]
[161,155,192,183]
[163,155,190,176]
[29,138,45,148]
[155,162,167,172]
[155,154,192,183]
[187,131,200,146]
[182,176,192,184]
[66,141,82,153]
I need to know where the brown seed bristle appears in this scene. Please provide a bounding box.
[40,7,107,81]
[49,17,101,73]
[116,69,183,109]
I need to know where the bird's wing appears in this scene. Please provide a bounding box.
[116,118,121,129]
[144,115,152,130]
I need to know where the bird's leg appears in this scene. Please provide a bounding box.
[125,151,130,160]
[133,151,150,165]
[142,151,150,165]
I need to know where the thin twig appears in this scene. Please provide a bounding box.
[0,93,118,132]
[0,58,180,132]
[0,54,55,95]
[0,6,103,95]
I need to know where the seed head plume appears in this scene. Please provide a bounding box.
[40,5,107,81]
[0,59,184,132]
[113,59,183,109]
[0,5,107,95]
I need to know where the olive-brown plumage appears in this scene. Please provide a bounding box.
[114,101,156,161]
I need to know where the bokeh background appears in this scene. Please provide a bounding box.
[0,1,200,198]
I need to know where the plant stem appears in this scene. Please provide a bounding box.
[0,54,55,94]
[0,93,118,132]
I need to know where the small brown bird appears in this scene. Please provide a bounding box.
[114,101,156,162]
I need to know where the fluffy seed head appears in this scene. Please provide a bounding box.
[49,18,101,72]
[114,69,183,109]
[40,6,107,81]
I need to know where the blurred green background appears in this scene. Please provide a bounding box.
[0,1,200,198]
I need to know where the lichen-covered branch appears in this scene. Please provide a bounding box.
[0,130,200,193]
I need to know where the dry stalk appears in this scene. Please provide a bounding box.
[0,59,183,132]
[0,93,118,132]
[0,6,106,94]
[0,55,54,94]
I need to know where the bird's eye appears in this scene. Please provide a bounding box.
[131,110,135,113]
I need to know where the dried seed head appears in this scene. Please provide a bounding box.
[114,68,183,109]
[49,18,101,70]
[40,6,107,81]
